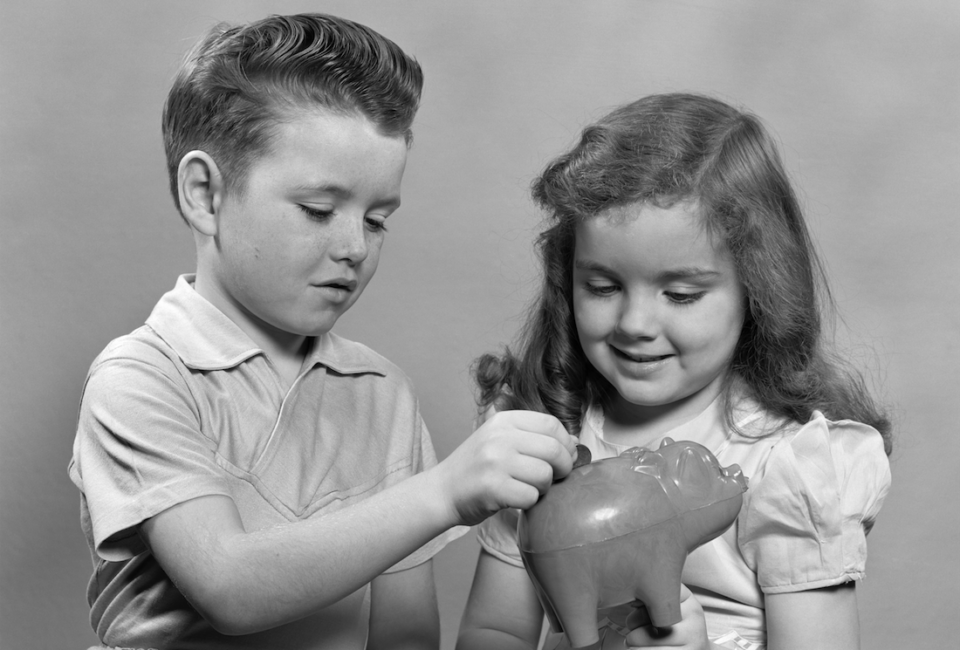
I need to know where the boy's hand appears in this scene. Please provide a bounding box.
[623,585,709,649]
[436,410,577,526]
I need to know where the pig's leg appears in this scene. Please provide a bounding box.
[630,522,684,628]
[524,550,603,647]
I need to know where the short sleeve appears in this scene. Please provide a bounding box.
[476,507,524,568]
[738,412,891,593]
[69,345,231,561]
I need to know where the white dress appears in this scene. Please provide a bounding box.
[477,396,891,649]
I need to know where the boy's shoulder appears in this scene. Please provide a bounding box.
[92,324,179,370]
[319,332,412,386]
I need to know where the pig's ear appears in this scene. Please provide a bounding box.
[676,447,713,496]
[660,437,676,449]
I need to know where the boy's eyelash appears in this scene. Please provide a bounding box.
[299,205,333,220]
[298,206,388,233]
[365,218,387,233]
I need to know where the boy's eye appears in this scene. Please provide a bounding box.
[299,205,333,221]
[665,291,706,304]
[365,217,388,233]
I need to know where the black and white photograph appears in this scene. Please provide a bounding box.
[1,1,956,648]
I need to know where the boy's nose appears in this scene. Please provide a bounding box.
[332,215,369,265]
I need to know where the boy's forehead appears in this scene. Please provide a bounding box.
[247,108,408,196]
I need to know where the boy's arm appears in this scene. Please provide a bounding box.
[456,549,545,650]
[140,410,576,636]
[368,561,439,650]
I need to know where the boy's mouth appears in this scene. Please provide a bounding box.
[317,278,358,292]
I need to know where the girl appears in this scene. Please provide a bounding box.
[456,93,892,650]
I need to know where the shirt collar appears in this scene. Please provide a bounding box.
[302,331,387,376]
[146,275,384,376]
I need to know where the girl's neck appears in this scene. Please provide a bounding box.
[602,381,727,445]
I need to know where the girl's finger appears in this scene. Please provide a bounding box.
[624,624,681,648]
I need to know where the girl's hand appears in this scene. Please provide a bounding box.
[624,585,709,649]
[434,410,577,526]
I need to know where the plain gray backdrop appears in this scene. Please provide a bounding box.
[1,1,957,647]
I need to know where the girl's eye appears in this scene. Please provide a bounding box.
[665,291,706,305]
[365,218,388,233]
[299,205,333,221]
[585,282,618,296]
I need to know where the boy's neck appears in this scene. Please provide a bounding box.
[192,273,310,388]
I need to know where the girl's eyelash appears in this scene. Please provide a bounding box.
[666,291,706,304]
[585,283,618,296]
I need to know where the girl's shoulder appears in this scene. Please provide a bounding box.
[731,402,890,486]
[734,409,893,592]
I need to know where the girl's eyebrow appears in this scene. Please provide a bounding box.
[574,259,613,273]
[574,259,719,281]
[657,267,720,281]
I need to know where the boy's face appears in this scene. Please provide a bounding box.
[208,109,408,338]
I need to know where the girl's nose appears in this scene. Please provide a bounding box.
[615,295,658,339]
[333,214,369,265]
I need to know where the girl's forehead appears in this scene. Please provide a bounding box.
[595,198,702,224]
[576,200,734,270]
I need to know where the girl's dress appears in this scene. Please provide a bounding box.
[477,396,891,650]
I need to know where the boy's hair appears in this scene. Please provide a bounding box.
[162,13,423,218]
[475,93,892,453]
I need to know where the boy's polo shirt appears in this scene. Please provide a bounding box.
[69,274,461,648]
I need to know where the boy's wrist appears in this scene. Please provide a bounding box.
[407,466,464,530]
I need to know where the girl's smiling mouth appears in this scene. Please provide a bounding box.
[611,347,674,364]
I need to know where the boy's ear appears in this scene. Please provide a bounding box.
[178,151,224,237]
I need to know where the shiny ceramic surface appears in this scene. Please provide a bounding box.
[518,438,748,648]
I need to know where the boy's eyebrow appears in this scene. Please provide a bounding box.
[293,183,402,210]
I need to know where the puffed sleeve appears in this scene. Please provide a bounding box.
[477,507,525,568]
[738,411,891,593]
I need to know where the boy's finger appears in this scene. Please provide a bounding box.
[495,410,567,436]
[510,432,575,476]
[505,455,558,495]
[495,410,577,456]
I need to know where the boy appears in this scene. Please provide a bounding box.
[69,13,576,649]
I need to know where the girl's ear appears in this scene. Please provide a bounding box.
[178,150,224,237]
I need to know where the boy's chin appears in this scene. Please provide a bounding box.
[270,315,341,339]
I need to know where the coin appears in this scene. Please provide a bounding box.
[573,444,592,469]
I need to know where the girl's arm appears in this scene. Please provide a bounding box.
[622,584,710,649]
[765,582,859,650]
[456,549,545,650]
[368,560,440,650]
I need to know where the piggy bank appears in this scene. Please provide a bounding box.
[518,438,748,649]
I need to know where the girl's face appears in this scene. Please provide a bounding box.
[572,201,745,427]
